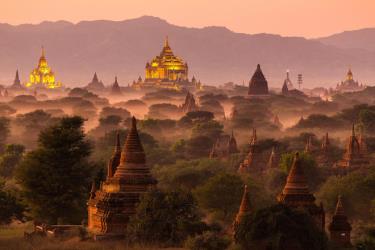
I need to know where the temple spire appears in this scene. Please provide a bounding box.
[107,132,122,178]
[164,36,169,47]
[234,185,251,224]
[329,195,352,247]
[41,46,45,57]
[114,117,146,178]
[89,181,96,200]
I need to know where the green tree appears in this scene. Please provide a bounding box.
[0,181,24,224]
[194,173,243,219]
[16,116,93,224]
[0,144,25,178]
[0,117,10,152]
[318,168,375,219]
[126,189,206,246]
[234,204,328,250]
[185,231,231,250]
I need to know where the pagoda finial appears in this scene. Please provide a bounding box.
[335,195,345,216]
[14,69,20,83]
[164,36,169,47]
[41,46,45,57]
[89,181,96,199]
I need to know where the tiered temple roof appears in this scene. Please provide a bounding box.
[87,117,157,238]
[9,70,24,90]
[86,72,105,91]
[209,131,239,159]
[248,64,269,96]
[238,129,265,172]
[26,47,62,89]
[329,196,352,248]
[278,152,325,230]
[336,125,369,171]
[110,77,122,96]
[181,92,198,113]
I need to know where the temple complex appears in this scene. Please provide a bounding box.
[180,92,198,113]
[336,69,365,93]
[87,117,157,239]
[329,196,352,248]
[86,72,105,92]
[278,153,325,231]
[26,47,62,89]
[248,64,269,96]
[132,37,202,91]
[209,132,239,159]
[335,125,369,172]
[110,77,122,96]
[238,129,265,172]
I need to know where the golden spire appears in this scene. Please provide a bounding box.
[164,36,169,47]
[41,45,45,58]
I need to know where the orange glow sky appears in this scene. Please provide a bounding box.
[1,0,375,38]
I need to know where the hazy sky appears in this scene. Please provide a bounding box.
[1,0,375,38]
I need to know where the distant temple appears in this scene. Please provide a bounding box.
[180,92,198,113]
[209,132,239,159]
[335,125,369,172]
[304,136,314,154]
[9,70,24,90]
[248,64,269,96]
[132,37,202,91]
[329,196,352,248]
[283,70,294,89]
[86,72,105,92]
[110,77,122,96]
[278,153,325,231]
[238,129,265,172]
[336,69,365,93]
[317,133,332,167]
[87,118,157,239]
[26,47,62,89]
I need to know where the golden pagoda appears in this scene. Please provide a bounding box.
[26,47,62,89]
[132,37,201,91]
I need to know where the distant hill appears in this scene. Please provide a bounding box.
[318,28,375,52]
[0,16,374,88]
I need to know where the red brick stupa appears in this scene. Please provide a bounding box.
[278,152,325,230]
[87,117,157,239]
[329,196,352,248]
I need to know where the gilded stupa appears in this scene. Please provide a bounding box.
[26,47,62,89]
[132,37,201,91]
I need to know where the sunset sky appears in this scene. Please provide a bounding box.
[1,0,375,38]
